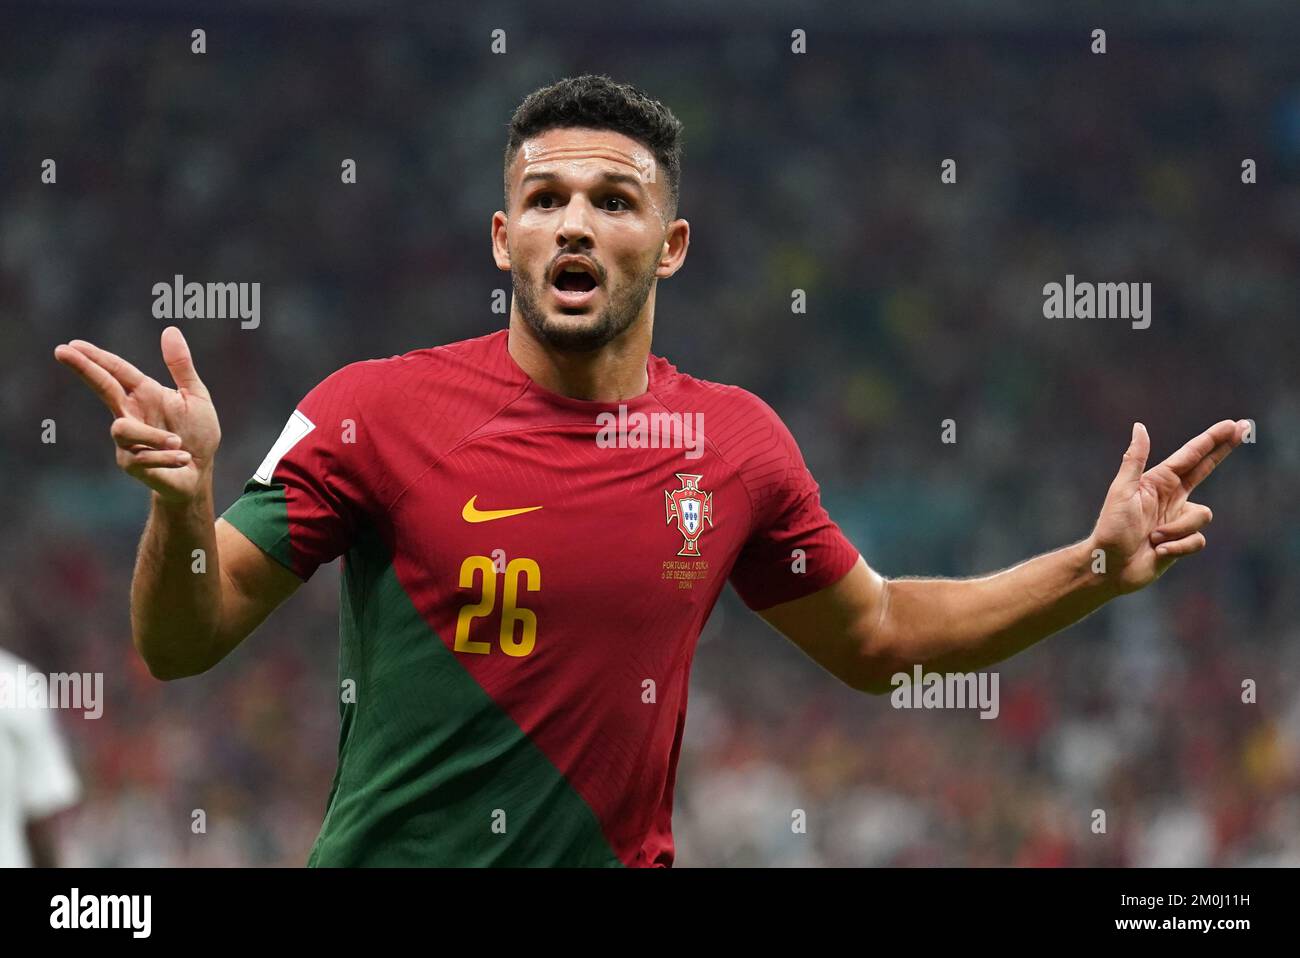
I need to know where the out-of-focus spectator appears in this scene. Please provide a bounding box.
[0,647,82,867]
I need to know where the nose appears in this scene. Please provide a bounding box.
[555,194,595,249]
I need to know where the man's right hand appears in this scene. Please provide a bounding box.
[55,324,299,679]
[54,326,220,504]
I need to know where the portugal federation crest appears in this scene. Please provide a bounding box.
[665,473,713,557]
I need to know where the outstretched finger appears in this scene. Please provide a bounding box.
[66,339,151,392]
[54,344,128,417]
[1111,422,1150,493]
[1181,436,1242,495]
[1158,420,1240,478]
[160,326,210,399]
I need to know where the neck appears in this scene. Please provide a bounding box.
[507,314,653,402]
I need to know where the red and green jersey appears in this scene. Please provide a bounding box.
[221,329,858,866]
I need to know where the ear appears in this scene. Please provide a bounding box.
[655,218,690,279]
[491,210,511,271]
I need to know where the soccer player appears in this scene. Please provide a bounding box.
[54,75,1247,867]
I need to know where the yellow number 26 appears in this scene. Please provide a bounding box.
[453,555,541,657]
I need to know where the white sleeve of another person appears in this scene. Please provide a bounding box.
[0,654,82,866]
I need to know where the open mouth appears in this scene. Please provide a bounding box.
[554,270,597,293]
[550,260,600,308]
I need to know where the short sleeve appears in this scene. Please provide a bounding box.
[15,700,81,820]
[221,364,371,581]
[727,400,859,611]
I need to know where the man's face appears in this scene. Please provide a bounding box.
[493,127,687,353]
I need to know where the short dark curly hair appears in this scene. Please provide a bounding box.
[504,74,684,221]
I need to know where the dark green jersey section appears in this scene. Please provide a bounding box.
[222,479,294,571]
[221,484,622,867]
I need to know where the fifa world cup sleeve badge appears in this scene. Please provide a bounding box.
[665,473,714,557]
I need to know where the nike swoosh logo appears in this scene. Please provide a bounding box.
[462,495,543,523]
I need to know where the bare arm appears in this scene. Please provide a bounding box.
[761,419,1248,694]
[55,327,300,680]
[877,539,1115,679]
[132,500,301,679]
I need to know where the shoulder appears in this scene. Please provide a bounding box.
[315,331,509,393]
[302,330,522,421]
[287,331,526,482]
[653,361,802,465]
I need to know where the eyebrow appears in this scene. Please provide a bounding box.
[520,170,646,192]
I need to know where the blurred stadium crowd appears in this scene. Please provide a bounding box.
[2,9,1299,865]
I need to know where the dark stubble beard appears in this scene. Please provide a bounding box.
[513,254,658,353]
